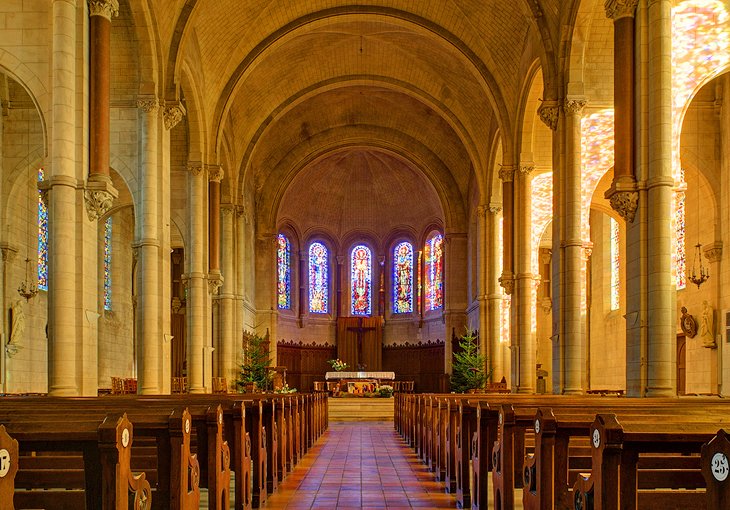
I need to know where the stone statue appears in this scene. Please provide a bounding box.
[679,306,697,338]
[700,300,716,348]
[7,299,25,357]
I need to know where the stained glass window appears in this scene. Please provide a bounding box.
[610,217,620,311]
[104,217,112,311]
[308,242,328,313]
[424,233,444,311]
[37,168,48,291]
[277,234,291,309]
[351,245,372,315]
[392,242,413,314]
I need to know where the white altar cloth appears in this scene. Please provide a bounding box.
[325,371,395,380]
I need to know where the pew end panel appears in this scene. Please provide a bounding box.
[701,428,730,510]
[0,424,19,510]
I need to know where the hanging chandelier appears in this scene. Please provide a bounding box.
[18,257,38,301]
[688,242,709,289]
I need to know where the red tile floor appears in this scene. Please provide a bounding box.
[262,421,458,509]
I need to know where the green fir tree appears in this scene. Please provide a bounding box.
[450,330,492,393]
[237,334,272,391]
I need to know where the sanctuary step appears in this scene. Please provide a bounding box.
[328,397,394,421]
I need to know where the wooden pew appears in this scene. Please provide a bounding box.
[572,413,722,510]
[2,412,154,510]
[701,428,730,509]
[0,425,18,510]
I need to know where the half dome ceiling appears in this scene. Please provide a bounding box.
[278,149,443,245]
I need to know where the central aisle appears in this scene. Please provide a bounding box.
[263,421,458,509]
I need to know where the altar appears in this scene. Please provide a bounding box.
[325,371,395,395]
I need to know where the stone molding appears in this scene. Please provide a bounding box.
[187,162,203,177]
[163,102,186,130]
[498,165,514,182]
[208,165,224,183]
[605,0,639,20]
[208,272,224,295]
[608,189,638,223]
[704,242,723,263]
[88,0,119,19]
[519,164,535,176]
[136,96,159,113]
[564,98,587,115]
[538,101,559,131]
[499,271,514,295]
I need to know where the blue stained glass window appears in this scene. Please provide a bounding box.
[37,168,48,291]
[424,233,444,311]
[351,245,372,315]
[104,217,112,310]
[277,234,291,309]
[392,242,413,314]
[309,242,328,313]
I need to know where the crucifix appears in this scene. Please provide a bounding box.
[347,317,376,369]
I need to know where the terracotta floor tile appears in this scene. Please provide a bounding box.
[262,421,459,509]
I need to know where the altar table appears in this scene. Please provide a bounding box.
[325,371,395,380]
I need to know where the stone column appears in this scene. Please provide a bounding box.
[186,162,208,393]
[498,165,515,387]
[644,0,675,396]
[298,250,307,326]
[235,206,246,350]
[563,97,587,394]
[219,204,236,388]
[443,232,469,374]
[85,0,118,220]
[48,0,79,396]
[336,255,344,317]
[476,205,489,362]
[208,165,223,277]
[605,0,639,223]
[135,96,161,394]
[515,164,537,393]
[486,204,505,381]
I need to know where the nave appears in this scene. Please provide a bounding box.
[262,422,460,510]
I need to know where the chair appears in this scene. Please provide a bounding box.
[171,376,188,394]
[313,381,326,392]
[401,380,414,393]
[212,377,228,394]
[123,378,137,394]
[326,381,340,396]
[392,380,402,393]
[110,377,124,395]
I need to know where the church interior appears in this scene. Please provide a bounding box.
[0,0,727,398]
[1,0,730,508]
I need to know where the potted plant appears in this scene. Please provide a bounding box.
[450,329,493,393]
[237,333,272,393]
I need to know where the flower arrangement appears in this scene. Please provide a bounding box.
[378,384,394,398]
[327,358,348,371]
[274,383,297,394]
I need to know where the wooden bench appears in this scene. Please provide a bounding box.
[0,412,153,510]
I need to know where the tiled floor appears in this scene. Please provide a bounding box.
[262,421,458,509]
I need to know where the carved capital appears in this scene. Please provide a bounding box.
[171,296,184,315]
[163,102,186,130]
[84,188,116,221]
[136,96,159,113]
[704,242,723,263]
[489,204,502,215]
[476,205,487,218]
[583,241,594,260]
[221,204,236,216]
[540,297,552,313]
[539,250,552,265]
[605,0,638,20]
[519,164,535,177]
[499,272,514,295]
[187,162,203,177]
[1,244,17,263]
[208,272,224,295]
[88,0,119,19]
[498,165,514,182]
[608,190,639,223]
[538,101,559,131]
[564,98,587,115]
[208,165,224,183]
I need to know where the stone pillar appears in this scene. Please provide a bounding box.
[208,165,223,275]
[336,255,344,317]
[235,206,246,350]
[298,250,307,326]
[644,0,675,396]
[498,165,515,386]
[514,164,537,393]
[186,162,208,393]
[218,204,236,388]
[207,165,223,384]
[135,96,161,394]
[605,0,639,223]
[85,0,118,220]
[443,232,469,374]
[486,204,505,381]
[563,98,587,394]
[476,205,489,362]
[48,0,79,396]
